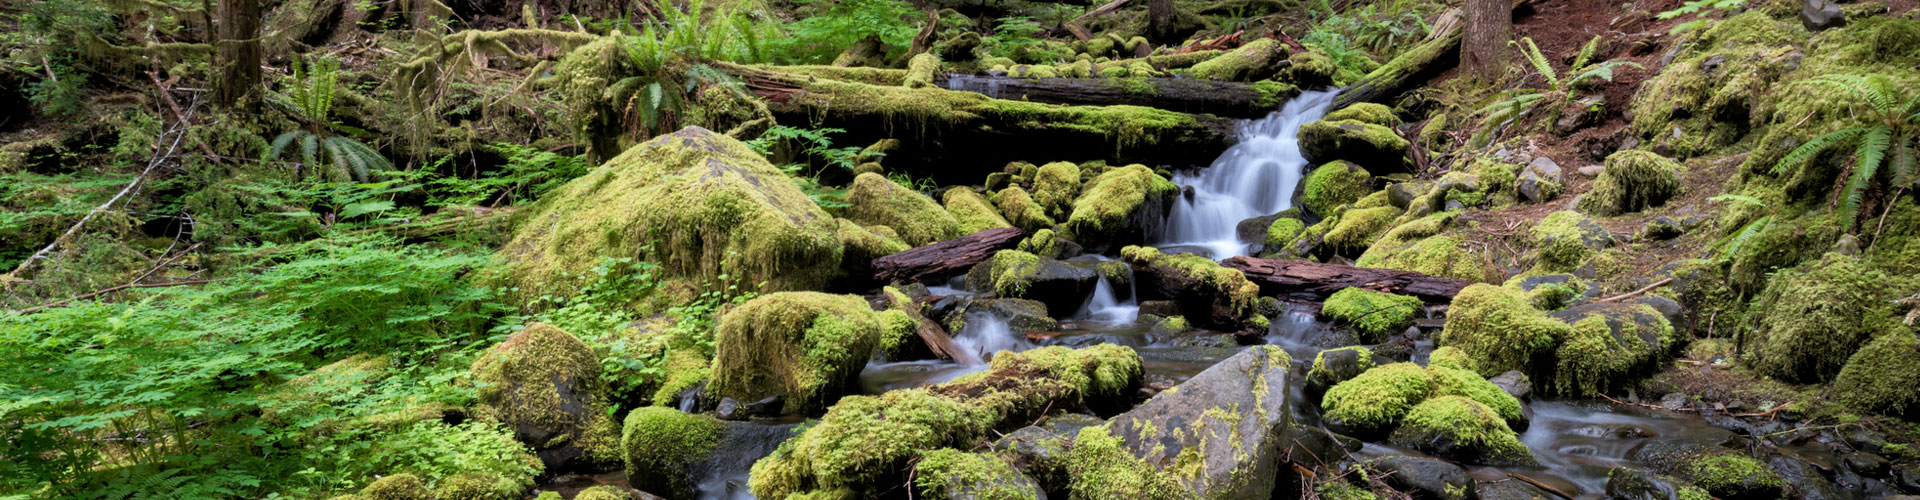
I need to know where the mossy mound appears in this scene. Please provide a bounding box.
[708,292,914,414]
[1321,288,1423,343]
[1439,284,1569,378]
[470,323,621,472]
[621,408,723,499]
[1833,331,1920,417]
[433,471,537,500]
[1387,396,1536,466]
[1743,254,1897,383]
[1578,150,1682,216]
[1625,12,1809,158]
[1033,161,1083,220]
[1063,165,1178,250]
[1321,363,1435,436]
[943,188,1014,235]
[1356,234,1487,282]
[1679,453,1787,500]
[1426,365,1524,429]
[845,172,963,246]
[1324,206,1401,254]
[497,127,843,299]
[1547,303,1676,396]
[1064,425,1185,499]
[835,218,911,283]
[1324,103,1398,126]
[571,486,631,500]
[360,473,431,500]
[1265,217,1306,249]
[1188,38,1287,81]
[1530,210,1611,273]
[993,186,1057,232]
[912,449,1044,500]
[1299,120,1410,172]
[1427,346,1476,372]
[1300,160,1372,218]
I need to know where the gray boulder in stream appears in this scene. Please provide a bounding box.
[1090,345,1296,499]
[620,407,799,500]
[964,249,1098,314]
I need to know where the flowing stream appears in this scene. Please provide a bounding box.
[1157,89,1340,260]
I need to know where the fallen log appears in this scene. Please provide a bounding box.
[1330,7,1463,110]
[873,227,1026,284]
[1221,256,1472,303]
[936,74,1299,118]
[881,288,978,364]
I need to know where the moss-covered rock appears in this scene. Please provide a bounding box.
[1063,165,1178,251]
[1299,160,1372,218]
[1321,288,1423,343]
[1308,346,1376,393]
[1356,234,1487,282]
[571,485,631,500]
[845,172,964,246]
[1679,453,1787,500]
[1121,246,1261,331]
[470,323,621,472]
[497,127,842,299]
[1299,120,1410,172]
[835,218,910,284]
[1579,150,1682,216]
[1530,210,1612,273]
[1387,396,1536,466]
[708,292,912,414]
[1833,331,1920,417]
[1033,161,1083,220]
[1324,103,1398,126]
[432,472,534,500]
[1427,346,1476,372]
[992,186,1057,232]
[943,188,1014,235]
[964,249,1098,312]
[1321,363,1435,436]
[1626,12,1809,159]
[912,449,1044,500]
[1264,217,1306,249]
[1743,254,1897,383]
[1015,228,1063,258]
[1439,284,1569,378]
[361,474,431,500]
[1546,302,1676,396]
[621,408,723,499]
[1188,38,1287,81]
[1426,365,1525,429]
[1324,206,1400,254]
[1064,425,1185,499]
[1094,345,1295,499]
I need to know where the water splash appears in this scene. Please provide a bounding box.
[1080,276,1140,324]
[951,311,1030,363]
[1158,90,1340,260]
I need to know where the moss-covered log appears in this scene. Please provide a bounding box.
[1221,256,1473,303]
[1331,8,1465,110]
[937,75,1300,118]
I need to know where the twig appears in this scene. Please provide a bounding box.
[10,280,215,315]
[1599,392,1698,412]
[1594,277,1673,303]
[1732,401,1794,419]
[4,108,192,282]
[1507,472,1575,500]
[1872,187,1904,248]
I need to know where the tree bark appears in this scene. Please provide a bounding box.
[1148,0,1175,43]
[873,227,1027,284]
[937,75,1298,118]
[214,0,261,110]
[1220,257,1473,304]
[1463,0,1512,82]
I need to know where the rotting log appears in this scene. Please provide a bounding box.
[936,75,1299,118]
[874,227,1027,284]
[1221,256,1473,303]
[1330,8,1463,110]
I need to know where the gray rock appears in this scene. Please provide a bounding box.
[1284,424,1361,469]
[1639,216,1686,240]
[1372,456,1474,500]
[1518,157,1566,203]
[1388,180,1434,208]
[1139,300,1181,317]
[1658,392,1689,409]
[1605,467,1699,500]
[1236,210,1304,245]
[1478,477,1556,500]
[964,255,1096,314]
[1633,296,1686,330]
[1843,451,1890,477]
[1770,455,1842,500]
[1578,165,1606,177]
[1099,345,1295,499]
[1491,370,1533,401]
[1801,0,1846,31]
[1444,199,1467,212]
[1307,346,1374,394]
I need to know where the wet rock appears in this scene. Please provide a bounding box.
[976,298,1061,331]
[1770,455,1843,500]
[1371,456,1474,500]
[1139,300,1181,317]
[1285,424,1362,468]
[1490,370,1532,401]
[1846,431,1889,452]
[1389,180,1434,208]
[1307,346,1375,394]
[1634,296,1686,330]
[1639,216,1686,240]
[1102,345,1296,498]
[708,292,911,414]
[1897,463,1920,492]
[715,397,742,420]
[1606,467,1711,500]
[1477,478,1555,500]
[1658,393,1690,409]
[1299,120,1411,173]
[1679,453,1788,500]
[1443,199,1467,212]
[994,413,1105,488]
[1517,156,1566,203]
[622,408,799,500]
[1387,396,1538,466]
[964,251,1098,314]
[1844,451,1891,478]
[1123,246,1263,333]
[1236,209,1305,245]
[1801,0,1845,30]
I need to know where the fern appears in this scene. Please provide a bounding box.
[1657,0,1746,34]
[1470,36,1641,145]
[1770,74,1919,231]
[266,56,390,182]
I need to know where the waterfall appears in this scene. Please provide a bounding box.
[1080,275,1139,324]
[1158,90,1340,260]
[951,311,1027,363]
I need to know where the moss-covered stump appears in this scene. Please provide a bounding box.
[1320,288,1423,343]
[912,449,1046,500]
[470,323,621,473]
[1833,331,1920,417]
[621,408,723,499]
[944,188,1014,235]
[963,249,1098,314]
[1320,362,1434,436]
[1298,119,1410,172]
[1529,210,1613,274]
[845,172,964,246]
[1578,150,1682,216]
[1387,396,1537,466]
[1678,453,1787,500]
[1742,253,1899,383]
[708,292,914,414]
[748,345,1143,498]
[1188,38,1288,82]
[1439,284,1569,378]
[1062,165,1179,252]
[1094,346,1296,500]
[497,127,842,300]
[1299,160,1372,218]
[1121,246,1263,333]
[1545,301,1677,396]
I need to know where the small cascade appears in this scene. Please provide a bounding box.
[1079,275,1140,324]
[1158,90,1340,260]
[951,311,1029,363]
[942,74,1008,99]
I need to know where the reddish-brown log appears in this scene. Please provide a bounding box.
[1221,256,1472,303]
[873,227,1026,284]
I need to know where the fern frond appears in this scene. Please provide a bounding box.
[1893,136,1917,188]
[315,58,337,123]
[1567,61,1643,88]
[338,137,392,174]
[1903,92,1920,118]
[1804,74,1893,113]
[289,58,310,120]
[321,136,352,181]
[1573,35,1601,70]
[1719,215,1771,258]
[269,131,299,162]
[1773,127,1869,175]
[1512,37,1559,88]
[1841,126,1892,231]
[300,133,320,172]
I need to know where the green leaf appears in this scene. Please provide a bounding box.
[338,201,396,220]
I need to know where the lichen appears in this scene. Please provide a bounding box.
[621,407,724,498]
[1063,165,1178,248]
[1578,150,1682,216]
[1388,396,1535,466]
[707,292,899,413]
[944,188,1014,234]
[1439,284,1569,378]
[1300,160,1372,218]
[992,186,1057,232]
[1321,288,1423,343]
[1321,363,1435,435]
[845,172,963,246]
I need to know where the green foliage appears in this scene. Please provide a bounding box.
[610,0,768,137]
[1770,74,1920,232]
[0,0,115,117]
[1300,28,1382,86]
[746,125,861,209]
[983,17,1048,61]
[267,57,391,182]
[772,0,922,64]
[1470,36,1641,146]
[425,143,590,208]
[1656,0,1746,34]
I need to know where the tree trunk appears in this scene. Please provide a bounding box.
[1463,0,1512,82]
[1148,0,1174,43]
[873,227,1027,284]
[1220,256,1474,303]
[937,75,1298,118]
[214,0,261,110]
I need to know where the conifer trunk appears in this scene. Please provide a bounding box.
[214,0,261,110]
[1463,0,1512,82]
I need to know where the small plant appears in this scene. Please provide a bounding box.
[1771,74,1919,232]
[746,125,860,209]
[614,0,766,137]
[1657,0,1746,34]
[983,16,1049,61]
[772,0,920,64]
[267,57,391,182]
[1470,36,1641,146]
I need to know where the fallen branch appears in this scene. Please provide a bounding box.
[1507,473,1575,500]
[1599,392,1698,412]
[4,105,192,282]
[1594,277,1672,304]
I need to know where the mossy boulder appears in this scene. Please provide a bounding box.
[1323,103,1398,126]
[1323,206,1400,255]
[1063,165,1179,251]
[845,172,963,246]
[1096,346,1296,499]
[1263,217,1307,250]
[499,127,843,299]
[708,292,915,414]
[1121,246,1261,332]
[1388,396,1537,466]
[1188,38,1287,81]
[1321,288,1423,343]
[834,218,910,286]
[1356,234,1488,282]
[1530,210,1612,273]
[621,408,723,499]
[912,449,1045,500]
[571,486,631,500]
[943,188,1014,235]
[1064,425,1186,499]
[1605,468,1714,500]
[992,186,1057,232]
[1833,331,1920,417]
[1679,453,1787,500]
[470,323,621,473]
[1308,346,1376,393]
[1440,284,1570,378]
[361,474,431,500]
[1299,160,1372,218]
[1579,150,1682,216]
[964,249,1098,313]
[1321,362,1434,436]
[433,472,538,500]
[1626,12,1808,159]
[1033,161,1083,220]
[1299,120,1410,172]
[1743,254,1898,383]
[1426,365,1525,430]
[1546,302,1677,396]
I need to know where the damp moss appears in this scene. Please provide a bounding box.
[1579,150,1682,216]
[1298,120,1410,167]
[649,348,712,406]
[432,472,529,500]
[1323,206,1401,253]
[944,188,1014,234]
[1552,306,1671,396]
[747,389,997,498]
[939,344,1143,426]
[1625,12,1808,158]
[1321,363,1436,435]
[361,474,431,500]
[1426,364,1524,427]
[905,53,941,89]
[1064,425,1185,500]
[1324,103,1398,126]
[1744,254,1897,383]
[845,172,963,246]
[1427,346,1476,372]
[1309,346,1376,387]
[1388,396,1535,466]
[912,449,1041,500]
[621,407,724,498]
[1188,38,1286,81]
[1321,288,1423,343]
[1034,161,1084,220]
[1681,453,1786,500]
[1016,228,1061,258]
[1265,218,1306,248]
[470,323,621,465]
[1439,284,1569,378]
[1121,246,1261,318]
[1063,165,1178,247]
[1356,234,1487,282]
[836,218,912,276]
[1300,160,1372,217]
[992,186,1057,232]
[977,249,1046,296]
[1833,332,1920,417]
[570,486,630,500]
[707,292,899,414]
[1530,211,1604,273]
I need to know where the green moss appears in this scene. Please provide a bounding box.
[1427,346,1476,372]
[779,77,1208,149]
[1316,482,1380,500]
[940,344,1144,417]
[1439,284,1569,377]
[649,348,711,406]
[944,188,1014,234]
[1265,218,1306,248]
[1745,254,1897,383]
[905,53,941,89]
[1298,120,1410,167]
[1321,288,1423,343]
[836,218,911,274]
[976,249,1046,296]
[1388,396,1535,466]
[1356,234,1486,282]
[1681,453,1786,500]
[470,323,621,465]
[846,172,963,246]
[1121,246,1260,318]
[1251,80,1301,109]
[570,485,630,500]
[1552,305,1672,396]
[361,474,431,500]
[1063,165,1178,247]
[1324,206,1401,253]
[1300,160,1372,217]
[1034,161,1084,220]
[497,127,843,300]
[1427,365,1524,427]
[749,389,996,498]
[1726,213,1842,295]
[1579,150,1682,216]
[992,186,1057,232]
[432,472,526,500]
[1324,103,1398,126]
[1064,426,1185,500]
[912,449,1041,500]
[1282,50,1341,86]
[1626,12,1808,158]
[1016,228,1061,258]
[708,292,899,413]
[1834,331,1920,417]
[766,65,912,86]
[1309,346,1376,385]
[1189,38,1286,81]
[621,407,724,498]
[1530,210,1602,273]
[1321,363,1435,435]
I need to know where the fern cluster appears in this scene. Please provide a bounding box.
[1771,74,1920,231]
[1470,36,1641,146]
[266,57,391,182]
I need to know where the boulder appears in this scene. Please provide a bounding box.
[1678,453,1787,500]
[1321,362,1434,436]
[913,449,1049,500]
[1489,371,1533,401]
[471,323,622,473]
[1370,457,1474,500]
[1324,103,1399,126]
[1578,150,1682,216]
[846,172,964,246]
[1800,0,1845,30]
[1062,165,1179,252]
[993,186,1057,232]
[1516,156,1565,203]
[497,127,842,299]
[1299,120,1410,172]
[621,408,800,500]
[1544,301,1677,395]
[1440,284,1571,379]
[1744,254,1895,383]
[1387,395,1537,466]
[964,250,1098,314]
[1307,346,1375,394]
[1833,332,1920,418]
[1531,210,1613,272]
[1121,246,1262,333]
[1299,160,1373,218]
[1320,288,1424,343]
[1605,467,1714,500]
[1033,161,1083,220]
[360,474,431,500]
[992,414,1106,489]
[944,188,1015,235]
[708,292,915,414]
[1094,346,1297,499]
